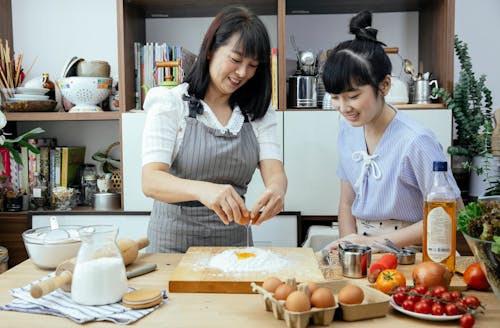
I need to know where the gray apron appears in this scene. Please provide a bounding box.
[147,103,260,253]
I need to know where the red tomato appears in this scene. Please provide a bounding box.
[414,284,428,294]
[393,286,407,294]
[464,296,481,309]
[414,300,431,314]
[407,293,421,303]
[440,291,452,303]
[454,299,467,313]
[402,299,415,311]
[445,303,460,316]
[460,313,475,328]
[432,286,447,297]
[431,303,444,315]
[450,290,462,300]
[463,263,490,290]
[393,292,407,306]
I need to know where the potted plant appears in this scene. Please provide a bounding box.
[433,35,498,197]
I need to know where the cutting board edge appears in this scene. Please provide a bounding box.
[168,280,263,294]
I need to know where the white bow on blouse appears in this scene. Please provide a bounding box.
[352,150,382,199]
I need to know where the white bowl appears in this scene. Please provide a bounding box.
[58,77,112,112]
[13,94,49,100]
[22,225,82,269]
[16,87,50,95]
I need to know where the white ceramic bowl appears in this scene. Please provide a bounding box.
[58,77,112,112]
[76,60,111,77]
[22,225,82,269]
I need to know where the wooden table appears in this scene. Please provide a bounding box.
[0,253,498,327]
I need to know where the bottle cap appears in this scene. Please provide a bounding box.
[433,161,447,171]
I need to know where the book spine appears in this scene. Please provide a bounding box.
[0,147,11,177]
[39,146,50,185]
[54,147,61,187]
[9,152,20,191]
[20,147,29,193]
[61,147,69,187]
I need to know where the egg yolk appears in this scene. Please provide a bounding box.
[235,252,256,260]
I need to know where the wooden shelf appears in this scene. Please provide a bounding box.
[280,103,446,112]
[5,111,121,122]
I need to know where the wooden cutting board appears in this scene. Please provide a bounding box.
[168,247,325,294]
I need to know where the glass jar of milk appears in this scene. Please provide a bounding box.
[71,225,128,305]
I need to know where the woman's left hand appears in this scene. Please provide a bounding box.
[250,187,284,225]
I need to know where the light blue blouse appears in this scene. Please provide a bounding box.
[337,107,461,223]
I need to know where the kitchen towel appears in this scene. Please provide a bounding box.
[0,273,168,324]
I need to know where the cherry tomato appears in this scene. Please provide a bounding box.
[402,299,415,311]
[450,290,462,300]
[414,300,431,314]
[454,299,467,313]
[414,284,428,294]
[393,292,407,306]
[407,293,421,303]
[464,296,481,309]
[463,263,490,290]
[445,303,460,316]
[460,313,475,328]
[432,286,447,298]
[393,286,407,294]
[431,303,445,315]
[440,291,453,303]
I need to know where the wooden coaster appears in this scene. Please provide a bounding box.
[122,288,163,309]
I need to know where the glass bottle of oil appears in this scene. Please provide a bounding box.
[423,161,456,272]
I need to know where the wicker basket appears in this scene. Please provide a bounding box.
[104,142,121,192]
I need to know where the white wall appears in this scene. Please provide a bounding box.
[455,0,500,111]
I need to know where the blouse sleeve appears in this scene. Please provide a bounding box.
[251,105,282,161]
[141,86,184,166]
[401,134,461,198]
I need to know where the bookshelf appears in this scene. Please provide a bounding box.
[117,0,454,111]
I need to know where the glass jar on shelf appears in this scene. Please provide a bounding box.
[30,172,48,210]
[81,164,97,207]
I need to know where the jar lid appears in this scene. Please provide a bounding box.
[122,288,163,309]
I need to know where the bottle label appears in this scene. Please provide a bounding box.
[33,188,42,198]
[426,206,452,262]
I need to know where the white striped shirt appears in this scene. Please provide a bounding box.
[142,83,281,167]
[337,107,460,223]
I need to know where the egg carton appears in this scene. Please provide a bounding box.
[250,282,338,328]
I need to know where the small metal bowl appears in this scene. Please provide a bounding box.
[397,249,416,265]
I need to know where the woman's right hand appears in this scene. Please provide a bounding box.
[198,182,248,225]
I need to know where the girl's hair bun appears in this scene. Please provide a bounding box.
[349,10,386,46]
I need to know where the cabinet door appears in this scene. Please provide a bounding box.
[245,111,284,208]
[251,213,297,247]
[283,111,341,215]
[122,113,154,211]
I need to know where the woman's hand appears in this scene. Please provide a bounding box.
[198,183,248,225]
[326,233,377,252]
[250,187,284,225]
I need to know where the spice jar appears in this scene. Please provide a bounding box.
[71,225,127,305]
[81,164,97,206]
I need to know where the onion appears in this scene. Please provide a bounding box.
[412,262,452,289]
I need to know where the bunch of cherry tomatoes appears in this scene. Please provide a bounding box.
[392,285,483,328]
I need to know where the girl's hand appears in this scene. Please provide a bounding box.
[198,183,248,225]
[251,187,284,225]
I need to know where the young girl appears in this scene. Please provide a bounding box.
[322,10,463,250]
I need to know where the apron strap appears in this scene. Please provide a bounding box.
[182,94,204,118]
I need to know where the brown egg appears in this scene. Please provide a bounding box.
[274,283,296,300]
[262,277,283,293]
[285,291,311,312]
[310,287,336,308]
[338,285,364,305]
[304,281,318,294]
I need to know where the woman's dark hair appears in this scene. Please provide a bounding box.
[322,10,392,95]
[185,6,271,120]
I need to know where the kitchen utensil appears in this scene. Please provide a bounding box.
[44,216,70,241]
[290,35,302,72]
[371,239,416,265]
[122,287,163,309]
[76,60,111,77]
[94,192,121,210]
[29,235,149,299]
[58,76,112,112]
[288,75,317,108]
[338,244,371,278]
[22,225,82,269]
[413,78,438,104]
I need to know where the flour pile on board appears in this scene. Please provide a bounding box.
[208,248,289,273]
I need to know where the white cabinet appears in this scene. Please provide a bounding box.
[282,109,452,215]
[283,111,341,215]
[122,113,153,212]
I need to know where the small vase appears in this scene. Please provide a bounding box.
[462,232,500,297]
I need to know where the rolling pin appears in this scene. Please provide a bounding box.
[30,237,151,298]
